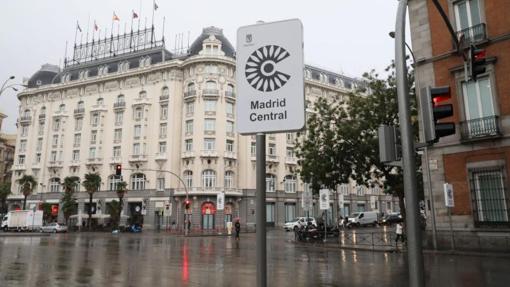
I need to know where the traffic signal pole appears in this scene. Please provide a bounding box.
[395,1,425,287]
[256,133,267,287]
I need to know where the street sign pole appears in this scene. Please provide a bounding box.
[256,133,267,287]
[395,1,425,286]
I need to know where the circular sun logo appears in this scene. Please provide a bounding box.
[245,45,291,92]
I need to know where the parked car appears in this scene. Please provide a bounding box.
[381,213,403,225]
[284,217,317,231]
[41,223,68,233]
[347,211,379,227]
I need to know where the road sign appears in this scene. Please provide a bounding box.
[319,189,330,210]
[236,19,305,134]
[217,192,225,210]
[302,190,312,211]
[443,183,454,207]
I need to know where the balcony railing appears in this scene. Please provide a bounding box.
[184,90,197,98]
[38,114,46,119]
[129,154,147,162]
[286,157,298,165]
[201,150,218,157]
[460,115,501,141]
[181,151,195,158]
[113,101,126,109]
[19,116,32,123]
[457,23,487,47]
[74,108,85,115]
[225,91,236,99]
[155,153,167,160]
[267,155,279,162]
[224,151,237,159]
[202,89,219,96]
[160,94,169,101]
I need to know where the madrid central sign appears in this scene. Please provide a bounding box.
[236,19,305,134]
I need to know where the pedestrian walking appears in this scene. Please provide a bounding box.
[234,218,241,240]
[395,222,404,251]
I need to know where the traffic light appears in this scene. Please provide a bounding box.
[115,164,122,176]
[470,45,486,81]
[421,86,455,143]
[185,199,191,210]
[378,125,401,163]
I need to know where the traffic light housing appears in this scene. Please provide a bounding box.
[115,164,122,177]
[470,45,486,81]
[185,200,191,210]
[421,86,455,143]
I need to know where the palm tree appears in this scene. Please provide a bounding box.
[17,175,37,210]
[61,176,80,225]
[0,182,11,214]
[82,173,101,230]
[115,181,128,229]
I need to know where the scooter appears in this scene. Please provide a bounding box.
[128,224,142,233]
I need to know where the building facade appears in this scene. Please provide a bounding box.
[410,0,510,248]
[9,26,398,229]
[0,112,15,184]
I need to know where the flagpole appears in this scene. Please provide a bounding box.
[138,0,142,32]
[74,21,79,48]
[111,11,115,37]
[86,14,90,44]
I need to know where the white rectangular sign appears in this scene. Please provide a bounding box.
[217,192,225,211]
[319,189,330,210]
[443,183,454,207]
[302,190,313,211]
[164,201,172,217]
[236,19,305,134]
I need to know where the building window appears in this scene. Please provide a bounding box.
[469,167,509,224]
[89,147,96,159]
[205,80,217,90]
[159,123,167,138]
[157,178,165,191]
[108,175,121,191]
[185,102,194,115]
[134,107,143,121]
[49,178,61,193]
[117,94,125,104]
[38,121,45,134]
[357,186,365,196]
[225,171,234,188]
[18,155,25,165]
[204,138,215,151]
[75,117,83,131]
[284,175,296,193]
[185,120,193,134]
[51,135,58,146]
[461,76,496,137]
[50,151,57,162]
[286,148,295,158]
[72,150,80,161]
[36,138,43,151]
[96,98,104,105]
[35,153,41,164]
[204,119,215,132]
[454,0,482,32]
[204,100,217,112]
[226,140,234,152]
[52,119,61,132]
[59,104,65,112]
[226,102,234,116]
[268,143,276,156]
[159,142,167,153]
[202,170,216,189]
[185,139,193,151]
[19,140,27,153]
[285,203,296,222]
[91,113,100,127]
[266,174,276,192]
[160,105,168,120]
[184,170,193,188]
[90,131,97,144]
[115,112,123,126]
[133,143,140,155]
[226,121,234,134]
[134,125,141,139]
[131,173,146,190]
[251,142,256,156]
[74,134,81,147]
[113,146,121,158]
[266,203,275,223]
[114,129,122,143]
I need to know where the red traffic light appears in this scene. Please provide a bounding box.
[115,164,122,176]
[185,200,191,209]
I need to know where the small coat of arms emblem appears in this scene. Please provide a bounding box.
[246,34,252,43]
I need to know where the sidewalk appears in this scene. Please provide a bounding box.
[0,232,50,237]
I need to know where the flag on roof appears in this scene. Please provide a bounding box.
[77,22,82,32]
[132,10,138,19]
[94,21,98,31]
[154,2,159,10]
[113,12,120,21]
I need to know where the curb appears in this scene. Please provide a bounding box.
[0,233,51,237]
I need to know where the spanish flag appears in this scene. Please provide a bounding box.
[113,12,120,21]
[132,10,139,19]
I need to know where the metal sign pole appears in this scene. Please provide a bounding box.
[395,1,425,286]
[256,133,267,287]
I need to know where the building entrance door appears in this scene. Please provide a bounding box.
[201,202,216,230]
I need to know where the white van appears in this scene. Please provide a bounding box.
[348,211,379,227]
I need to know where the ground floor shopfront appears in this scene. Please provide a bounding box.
[6,189,399,230]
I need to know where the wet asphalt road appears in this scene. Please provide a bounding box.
[1,230,509,287]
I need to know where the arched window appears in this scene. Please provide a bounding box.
[49,178,61,193]
[224,171,234,189]
[23,109,30,117]
[139,91,147,99]
[187,83,195,93]
[96,98,104,105]
[284,175,297,193]
[40,106,46,114]
[184,170,193,188]
[202,170,216,189]
[161,87,169,98]
[77,101,84,110]
[108,175,121,191]
[117,94,125,104]
[131,173,146,190]
[205,81,217,90]
[59,104,65,112]
[266,174,276,192]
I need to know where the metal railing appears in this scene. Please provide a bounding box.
[184,90,196,98]
[225,91,236,98]
[460,116,500,140]
[160,94,169,101]
[202,89,219,96]
[19,116,32,122]
[74,108,85,114]
[457,23,487,47]
[113,101,126,109]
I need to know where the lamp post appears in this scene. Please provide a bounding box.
[0,76,15,96]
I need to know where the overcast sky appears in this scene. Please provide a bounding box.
[0,0,406,134]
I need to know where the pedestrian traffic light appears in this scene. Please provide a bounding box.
[470,45,486,81]
[115,164,122,176]
[185,199,191,210]
[421,86,455,143]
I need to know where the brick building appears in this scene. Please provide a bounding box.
[410,0,510,249]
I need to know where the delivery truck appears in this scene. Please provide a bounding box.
[1,210,43,231]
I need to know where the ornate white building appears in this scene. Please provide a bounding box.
[9,27,398,229]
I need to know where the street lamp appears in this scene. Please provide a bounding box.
[389,31,416,64]
[0,76,15,95]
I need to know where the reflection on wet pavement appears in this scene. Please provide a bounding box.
[0,231,509,286]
